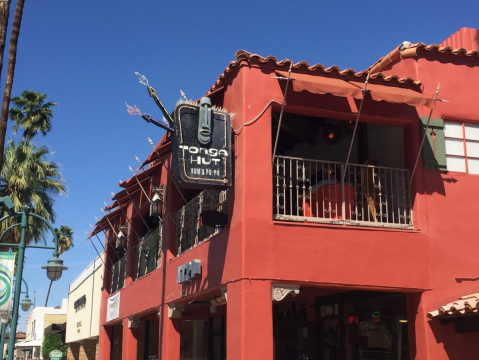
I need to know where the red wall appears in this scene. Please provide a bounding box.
[381,52,479,359]
[99,52,479,360]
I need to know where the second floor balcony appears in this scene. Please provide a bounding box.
[174,189,228,255]
[274,155,413,229]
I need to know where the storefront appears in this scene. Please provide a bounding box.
[137,318,159,360]
[179,314,226,360]
[273,291,410,360]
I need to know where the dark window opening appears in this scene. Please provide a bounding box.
[272,112,412,228]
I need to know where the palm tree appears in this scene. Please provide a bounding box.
[9,90,57,143]
[0,0,26,172]
[0,0,11,83]
[44,225,73,306]
[0,139,66,245]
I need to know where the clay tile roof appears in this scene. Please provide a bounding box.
[401,43,479,59]
[206,50,421,96]
[427,293,479,319]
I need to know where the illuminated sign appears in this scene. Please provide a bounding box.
[172,98,232,189]
[348,316,358,324]
[371,311,381,323]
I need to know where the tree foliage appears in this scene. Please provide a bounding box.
[45,225,74,306]
[0,139,66,244]
[9,90,57,143]
[55,225,74,256]
[42,334,68,360]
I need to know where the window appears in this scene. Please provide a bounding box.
[444,121,479,174]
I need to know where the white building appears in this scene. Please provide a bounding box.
[16,299,68,359]
[65,254,103,360]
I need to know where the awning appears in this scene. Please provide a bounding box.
[275,71,363,99]
[275,70,436,110]
[15,339,42,348]
[349,81,436,109]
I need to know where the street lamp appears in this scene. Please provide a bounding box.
[0,278,32,358]
[19,278,33,312]
[0,197,68,360]
[20,296,32,312]
[42,254,68,281]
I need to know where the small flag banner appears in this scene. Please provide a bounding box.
[107,292,120,322]
[0,252,15,323]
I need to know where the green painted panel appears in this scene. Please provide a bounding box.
[420,116,447,171]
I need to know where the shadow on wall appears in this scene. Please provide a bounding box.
[176,187,234,297]
[204,182,236,290]
[428,317,479,359]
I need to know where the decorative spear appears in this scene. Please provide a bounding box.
[135,72,174,125]
[125,102,173,133]
[103,200,142,248]
[84,231,111,275]
[128,166,151,202]
[117,185,153,233]
[180,90,188,101]
[148,137,187,204]
[90,224,120,262]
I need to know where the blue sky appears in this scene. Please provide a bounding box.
[1,0,478,331]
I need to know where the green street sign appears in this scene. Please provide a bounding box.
[49,349,63,360]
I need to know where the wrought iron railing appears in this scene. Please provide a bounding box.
[274,156,413,229]
[174,189,228,255]
[110,256,127,293]
[135,226,162,280]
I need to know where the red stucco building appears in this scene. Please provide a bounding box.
[93,27,479,360]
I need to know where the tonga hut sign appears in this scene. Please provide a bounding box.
[172,97,232,189]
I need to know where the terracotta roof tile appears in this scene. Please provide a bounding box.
[369,29,479,74]
[206,50,421,96]
[401,43,479,59]
[427,293,479,319]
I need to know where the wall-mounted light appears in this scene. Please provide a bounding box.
[116,230,126,249]
[150,193,162,217]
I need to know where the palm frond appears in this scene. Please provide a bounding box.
[0,140,66,244]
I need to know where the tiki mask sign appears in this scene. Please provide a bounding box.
[172,97,232,189]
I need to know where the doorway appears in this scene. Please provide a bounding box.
[316,292,410,360]
[180,315,226,360]
[110,324,123,360]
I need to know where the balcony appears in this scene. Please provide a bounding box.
[110,256,126,293]
[274,156,413,229]
[174,189,228,255]
[135,226,162,279]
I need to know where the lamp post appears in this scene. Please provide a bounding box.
[0,278,33,358]
[0,197,67,360]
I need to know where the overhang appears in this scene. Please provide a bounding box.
[15,339,42,348]
[275,70,363,99]
[275,70,435,109]
[349,81,436,109]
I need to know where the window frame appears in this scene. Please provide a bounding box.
[444,120,479,174]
